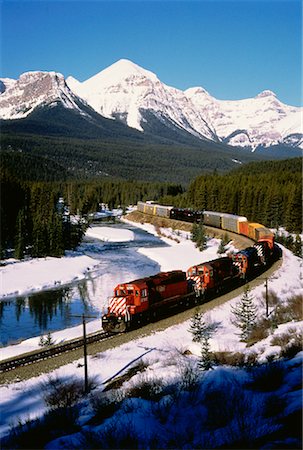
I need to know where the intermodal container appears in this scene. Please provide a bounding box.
[239,220,249,237]
[248,223,264,240]
[137,202,146,213]
[203,211,222,228]
[156,205,173,218]
[221,214,247,233]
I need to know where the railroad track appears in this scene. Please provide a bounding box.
[0,330,120,373]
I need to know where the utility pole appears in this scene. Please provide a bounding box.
[264,278,269,318]
[257,277,269,318]
[70,313,97,394]
[82,314,88,394]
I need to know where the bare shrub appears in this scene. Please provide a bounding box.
[126,374,164,401]
[271,328,303,358]
[41,376,85,410]
[4,407,81,449]
[262,289,280,307]
[89,391,123,425]
[202,379,241,430]
[272,294,303,325]
[247,361,286,391]
[150,395,175,424]
[247,318,270,345]
[178,361,201,393]
[212,351,246,367]
[288,295,303,321]
[280,333,303,359]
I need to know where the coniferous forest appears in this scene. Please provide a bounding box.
[1,149,301,260]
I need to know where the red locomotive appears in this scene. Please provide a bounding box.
[102,271,192,332]
[186,257,239,298]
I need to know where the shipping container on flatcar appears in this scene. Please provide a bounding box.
[247,223,264,240]
[203,211,222,228]
[221,213,248,234]
[137,201,146,214]
[239,220,249,237]
[155,205,173,218]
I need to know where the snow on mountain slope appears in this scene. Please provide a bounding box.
[67,59,217,141]
[0,71,89,120]
[1,60,301,150]
[185,87,302,149]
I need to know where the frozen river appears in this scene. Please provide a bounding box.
[0,223,166,346]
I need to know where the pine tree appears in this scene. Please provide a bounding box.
[14,209,26,259]
[191,222,206,251]
[217,239,226,255]
[293,235,302,258]
[230,286,257,342]
[189,311,214,370]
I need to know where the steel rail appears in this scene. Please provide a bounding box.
[0,330,119,373]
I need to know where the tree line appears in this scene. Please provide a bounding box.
[184,158,302,233]
[1,151,183,259]
[1,151,301,260]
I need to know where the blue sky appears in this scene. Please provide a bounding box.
[1,0,302,106]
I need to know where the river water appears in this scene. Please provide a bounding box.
[0,223,166,346]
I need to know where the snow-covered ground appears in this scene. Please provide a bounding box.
[0,220,302,444]
[0,255,100,300]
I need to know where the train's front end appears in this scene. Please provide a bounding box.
[102,294,130,333]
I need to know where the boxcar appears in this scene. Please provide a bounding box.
[221,213,248,234]
[203,211,222,228]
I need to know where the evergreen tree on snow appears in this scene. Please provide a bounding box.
[189,311,214,370]
[191,222,206,252]
[231,286,257,342]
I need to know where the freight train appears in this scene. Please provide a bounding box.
[102,205,279,333]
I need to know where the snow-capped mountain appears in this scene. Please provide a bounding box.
[185,87,302,149]
[0,71,91,120]
[66,59,302,150]
[1,60,302,151]
[67,59,217,142]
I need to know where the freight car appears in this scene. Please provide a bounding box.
[136,202,275,249]
[102,271,195,332]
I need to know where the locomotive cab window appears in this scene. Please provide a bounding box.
[135,290,139,296]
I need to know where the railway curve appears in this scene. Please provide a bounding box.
[0,255,282,385]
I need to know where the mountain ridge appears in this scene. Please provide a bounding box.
[0,59,302,152]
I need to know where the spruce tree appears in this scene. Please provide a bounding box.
[14,209,26,259]
[293,235,302,258]
[230,286,257,342]
[189,311,214,370]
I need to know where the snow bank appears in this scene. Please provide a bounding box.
[0,255,100,300]
[85,226,134,242]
